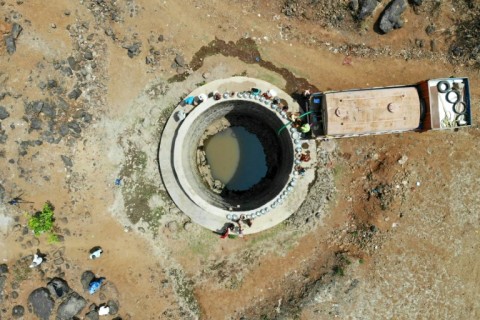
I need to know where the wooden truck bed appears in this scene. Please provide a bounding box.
[323,86,421,136]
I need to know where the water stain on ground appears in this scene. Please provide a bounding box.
[169,38,319,95]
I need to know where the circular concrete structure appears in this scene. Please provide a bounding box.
[174,99,294,213]
[159,77,316,233]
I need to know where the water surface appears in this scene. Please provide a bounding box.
[205,126,267,191]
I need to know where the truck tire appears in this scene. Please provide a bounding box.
[419,98,426,123]
[453,101,466,114]
[446,90,460,104]
[437,81,450,93]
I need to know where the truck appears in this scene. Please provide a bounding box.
[307,77,472,138]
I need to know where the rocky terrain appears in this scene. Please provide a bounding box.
[0,0,479,319]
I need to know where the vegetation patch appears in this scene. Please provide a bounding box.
[184,228,219,257]
[119,141,171,236]
[12,259,31,282]
[27,202,59,243]
[168,268,200,317]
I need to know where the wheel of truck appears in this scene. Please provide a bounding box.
[453,101,467,114]
[437,81,450,93]
[419,98,426,123]
[446,90,460,104]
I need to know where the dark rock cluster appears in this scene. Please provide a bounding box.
[5,23,22,54]
[378,0,407,34]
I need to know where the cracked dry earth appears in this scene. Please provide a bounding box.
[0,0,479,319]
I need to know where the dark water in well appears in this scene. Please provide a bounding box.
[205,127,267,191]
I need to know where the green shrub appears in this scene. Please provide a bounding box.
[27,202,55,236]
[333,265,344,276]
[48,233,59,244]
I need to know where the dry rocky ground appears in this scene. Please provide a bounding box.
[0,0,479,319]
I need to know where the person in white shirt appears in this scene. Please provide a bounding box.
[29,254,43,268]
[89,246,103,260]
[98,305,110,316]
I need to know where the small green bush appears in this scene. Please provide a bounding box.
[333,265,344,276]
[28,202,55,236]
[48,233,59,244]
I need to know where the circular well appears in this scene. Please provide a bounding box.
[174,99,294,213]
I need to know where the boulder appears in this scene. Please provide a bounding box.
[12,305,25,318]
[0,263,7,274]
[61,155,73,167]
[67,56,80,71]
[85,309,100,320]
[81,271,95,291]
[56,292,87,319]
[5,36,16,54]
[357,0,379,20]
[56,97,69,110]
[40,102,56,118]
[59,124,69,136]
[378,0,407,34]
[0,106,10,120]
[68,88,82,100]
[0,275,6,299]
[67,121,82,134]
[30,118,43,130]
[47,277,70,298]
[47,79,58,88]
[175,54,185,67]
[126,43,141,58]
[84,51,94,60]
[107,299,119,315]
[62,67,73,76]
[28,287,54,320]
[11,23,23,39]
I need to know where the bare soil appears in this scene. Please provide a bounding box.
[0,0,479,319]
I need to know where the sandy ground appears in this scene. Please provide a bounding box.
[0,0,479,319]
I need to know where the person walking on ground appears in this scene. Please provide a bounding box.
[29,254,43,268]
[7,194,32,205]
[89,277,106,295]
[89,246,103,260]
[98,305,110,316]
[29,249,46,268]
